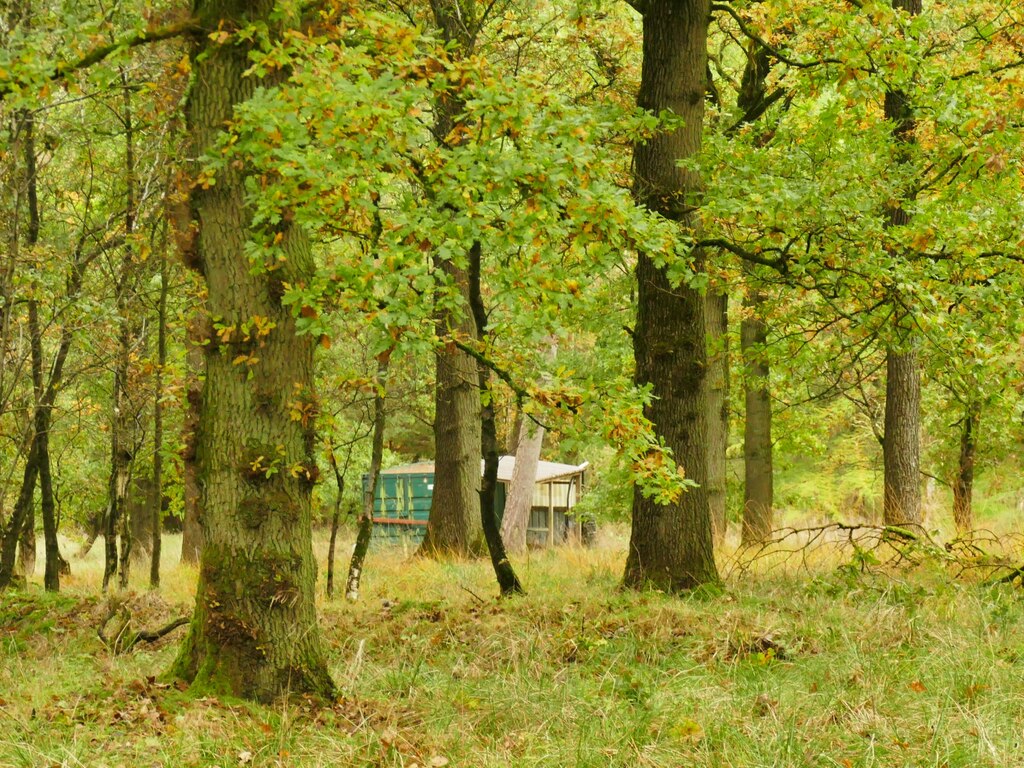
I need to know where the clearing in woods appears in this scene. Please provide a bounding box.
[1,529,1023,768]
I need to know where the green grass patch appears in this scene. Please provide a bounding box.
[2,533,1024,766]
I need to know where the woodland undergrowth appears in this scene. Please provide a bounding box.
[2,528,1024,768]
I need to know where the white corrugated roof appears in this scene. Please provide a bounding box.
[495,456,588,483]
[380,456,587,484]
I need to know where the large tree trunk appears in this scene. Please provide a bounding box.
[170,0,334,702]
[740,291,773,544]
[881,0,923,527]
[180,327,204,564]
[500,416,545,553]
[622,0,720,592]
[705,289,729,542]
[418,262,485,556]
[417,0,486,559]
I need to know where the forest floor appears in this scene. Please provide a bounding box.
[2,528,1024,768]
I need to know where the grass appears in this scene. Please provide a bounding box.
[3,528,1024,767]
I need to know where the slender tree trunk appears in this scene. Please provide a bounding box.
[103,288,135,592]
[0,97,86,587]
[418,0,485,558]
[18,505,36,577]
[325,468,344,599]
[741,291,773,543]
[150,246,168,589]
[734,43,775,545]
[881,0,923,527]
[468,243,523,596]
[952,403,978,534]
[171,0,334,701]
[346,352,391,601]
[30,299,62,591]
[18,105,43,582]
[0,441,39,588]
[623,0,720,592]
[705,289,729,542]
[500,416,545,553]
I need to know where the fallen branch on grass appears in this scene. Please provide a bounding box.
[97,599,189,653]
[721,523,1024,584]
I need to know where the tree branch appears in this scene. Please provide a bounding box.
[711,3,846,70]
[0,19,200,101]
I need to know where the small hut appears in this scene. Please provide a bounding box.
[365,456,588,547]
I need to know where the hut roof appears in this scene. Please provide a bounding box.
[378,456,588,483]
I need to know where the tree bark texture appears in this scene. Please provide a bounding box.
[881,0,923,527]
[623,0,720,592]
[418,0,486,558]
[500,415,545,553]
[170,0,334,702]
[704,289,729,542]
[740,292,773,543]
[952,403,978,534]
[180,326,204,564]
[419,274,485,557]
[883,347,921,525]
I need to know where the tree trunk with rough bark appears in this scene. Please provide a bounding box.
[418,258,485,557]
[623,0,720,592]
[881,0,923,527]
[417,0,486,559]
[741,292,773,543]
[883,347,921,525]
[180,327,204,564]
[170,0,334,702]
[705,289,729,542]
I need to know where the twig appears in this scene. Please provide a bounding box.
[459,584,487,604]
